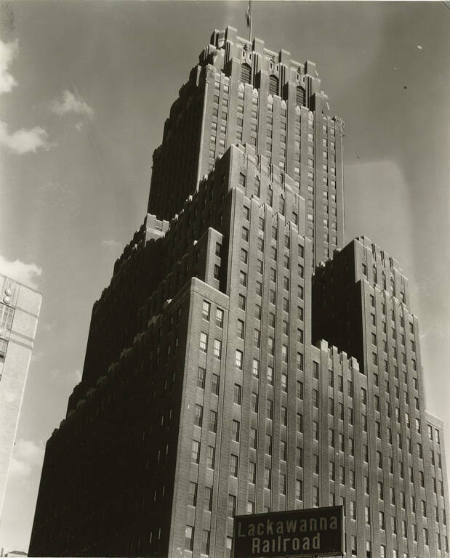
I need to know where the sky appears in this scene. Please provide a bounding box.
[0,0,449,552]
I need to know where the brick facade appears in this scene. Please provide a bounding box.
[29,27,448,558]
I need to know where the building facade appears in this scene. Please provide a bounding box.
[29,27,448,558]
[0,274,42,519]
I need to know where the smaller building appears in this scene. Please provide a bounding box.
[0,274,42,518]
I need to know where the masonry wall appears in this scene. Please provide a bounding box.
[0,275,41,519]
[147,26,344,267]
[312,237,450,557]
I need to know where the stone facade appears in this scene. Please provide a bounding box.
[0,275,41,519]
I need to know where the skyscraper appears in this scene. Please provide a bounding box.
[0,274,42,520]
[29,27,448,558]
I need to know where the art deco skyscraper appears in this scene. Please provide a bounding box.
[30,27,448,558]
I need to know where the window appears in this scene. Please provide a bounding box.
[215,308,224,328]
[313,454,319,474]
[252,358,260,377]
[312,486,319,507]
[202,301,211,320]
[188,482,198,506]
[251,392,258,412]
[267,399,274,419]
[241,63,251,84]
[264,467,271,488]
[313,361,319,379]
[194,404,203,427]
[267,365,274,385]
[232,420,240,442]
[250,427,257,449]
[296,413,303,432]
[192,440,200,463]
[185,526,194,551]
[280,440,287,460]
[312,389,319,407]
[201,530,210,555]
[228,494,236,516]
[269,75,279,95]
[211,373,219,395]
[200,332,208,352]
[213,339,222,358]
[230,454,238,476]
[204,486,213,511]
[313,421,319,441]
[226,537,233,556]
[296,86,305,106]
[238,294,246,310]
[207,445,215,468]
[237,319,245,339]
[295,479,303,500]
[235,349,243,369]
[377,451,382,468]
[280,473,287,494]
[209,410,217,433]
[249,461,256,483]
[361,387,367,404]
[266,434,273,455]
[197,367,206,389]
[281,405,288,426]
[234,384,242,405]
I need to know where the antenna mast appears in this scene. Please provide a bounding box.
[246,0,253,44]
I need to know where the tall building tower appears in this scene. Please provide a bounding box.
[0,274,42,519]
[29,27,448,558]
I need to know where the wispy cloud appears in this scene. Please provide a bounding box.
[51,90,94,119]
[0,120,51,154]
[9,439,45,478]
[0,38,18,94]
[0,253,42,289]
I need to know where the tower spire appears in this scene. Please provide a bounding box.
[246,0,253,43]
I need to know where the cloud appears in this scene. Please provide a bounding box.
[9,439,45,478]
[0,120,51,154]
[51,90,94,119]
[0,38,18,94]
[0,253,42,289]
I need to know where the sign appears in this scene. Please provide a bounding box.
[233,505,344,557]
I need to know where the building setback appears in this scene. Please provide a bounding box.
[0,275,42,519]
[29,27,448,558]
